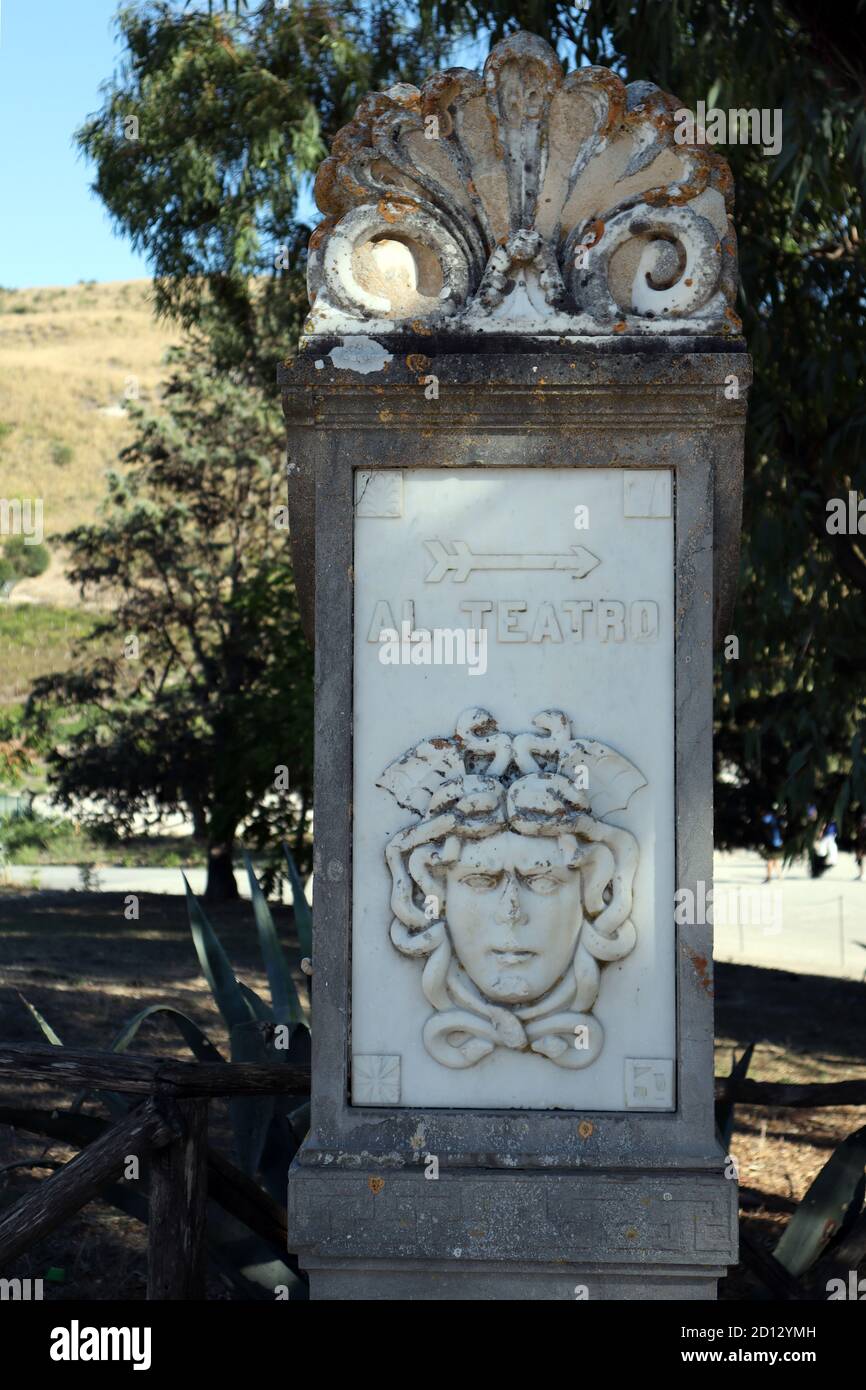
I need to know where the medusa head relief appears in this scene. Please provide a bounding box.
[377,708,647,1071]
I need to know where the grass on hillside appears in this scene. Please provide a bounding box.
[0,279,178,543]
[0,603,96,705]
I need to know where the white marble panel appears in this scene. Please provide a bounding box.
[352,467,675,1110]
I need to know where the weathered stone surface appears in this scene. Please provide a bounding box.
[280,349,749,650]
[288,1169,736,1261]
[304,31,739,343]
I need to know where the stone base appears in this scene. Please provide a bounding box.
[287,1162,737,1301]
[303,1258,726,1301]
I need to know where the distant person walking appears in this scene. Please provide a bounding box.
[761,809,783,882]
[810,819,838,878]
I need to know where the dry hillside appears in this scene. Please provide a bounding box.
[0,279,177,605]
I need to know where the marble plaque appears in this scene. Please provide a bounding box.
[351,467,675,1110]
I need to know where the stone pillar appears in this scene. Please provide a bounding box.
[281,31,749,1301]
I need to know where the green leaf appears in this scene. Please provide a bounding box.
[183,872,253,1032]
[18,993,63,1046]
[256,1108,300,1207]
[774,1124,866,1277]
[239,982,273,1023]
[716,1042,755,1150]
[243,850,303,1027]
[287,1099,310,1146]
[282,842,312,960]
[228,1018,275,1179]
[108,1003,226,1064]
[16,999,114,1119]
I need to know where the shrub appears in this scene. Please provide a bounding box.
[0,809,70,856]
[51,441,74,467]
[2,536,50,579]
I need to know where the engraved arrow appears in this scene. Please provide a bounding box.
[424,538,601,583]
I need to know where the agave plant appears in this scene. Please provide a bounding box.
[719,1045,866,1299]
[182,846,311,1198]
[7,843,312,1299]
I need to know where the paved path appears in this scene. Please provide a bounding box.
[713,848,866,981]
[0,864,244,897]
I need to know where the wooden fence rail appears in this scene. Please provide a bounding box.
[713,1076,866,1107]
[0,1042,310,1299]
[6,1043,864,1108]
[0,1043,310,1096]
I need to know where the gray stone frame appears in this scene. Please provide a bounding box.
[281,345,750,1294]
[282,345,748,1164]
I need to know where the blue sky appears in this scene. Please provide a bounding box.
[0,0,459,290]
[0,3,531,291]
[0,0,152,288]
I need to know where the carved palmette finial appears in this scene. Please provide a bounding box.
[305,31,739,340]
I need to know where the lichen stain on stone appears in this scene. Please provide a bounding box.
[686,947,714,996]
[368,1176,385,1194]
[578,1120,593,1139]
[377,198,413,223]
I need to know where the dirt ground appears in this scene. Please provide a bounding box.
[0,888,304,1300]
[1,888,864,1301]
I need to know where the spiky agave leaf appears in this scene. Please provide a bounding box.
[109,1004,226,1065]
[243,851,304,1027]
[182,872,254,1032]
[281,842,312,961]
[228,1017,276,1180]
[17,992,63,1046]
[774,1123,866,1277]
[716,1041,756,1150]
